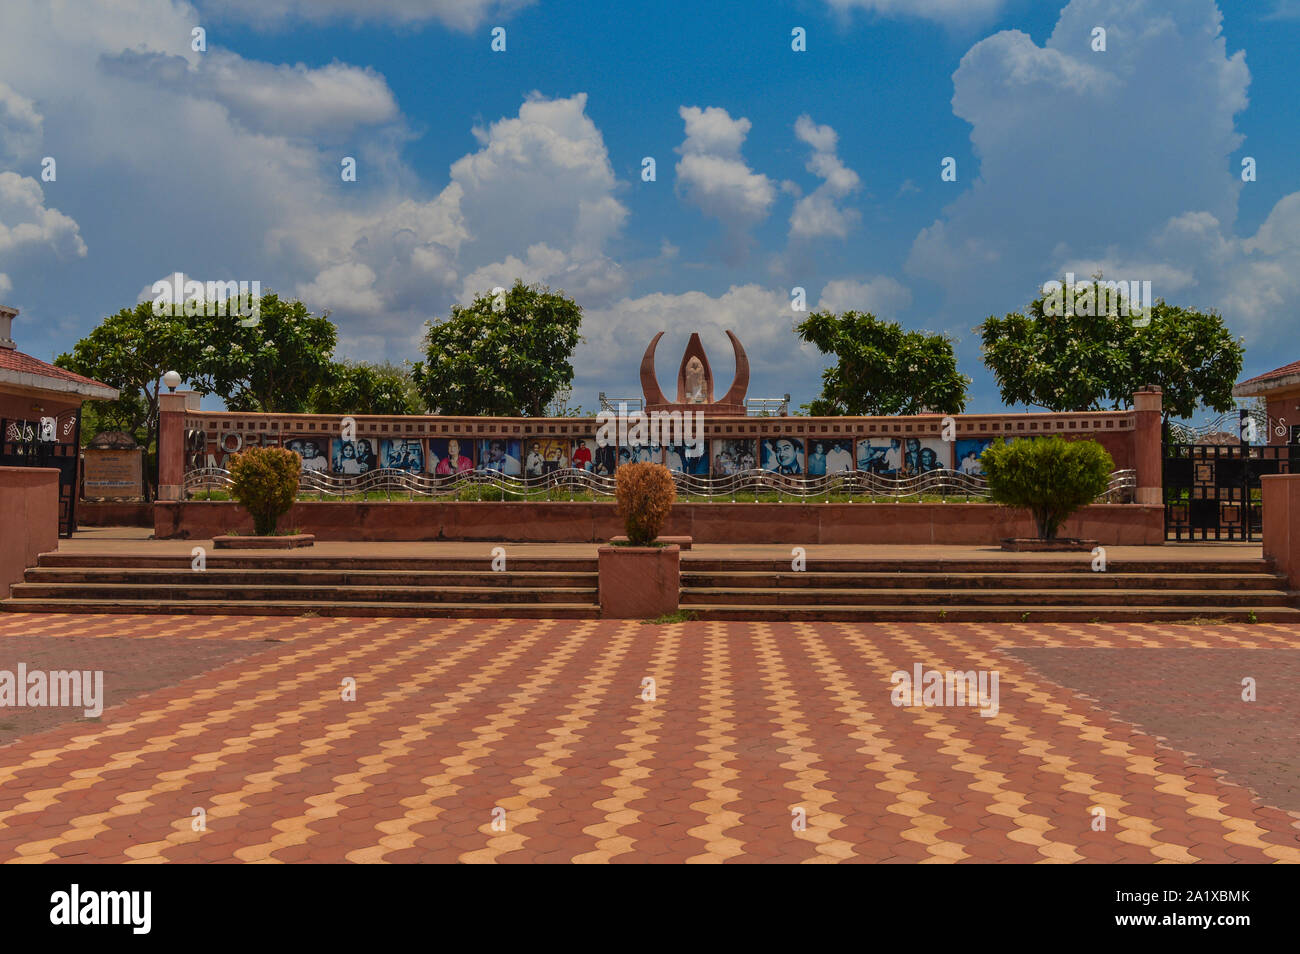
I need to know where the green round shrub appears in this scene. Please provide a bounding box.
[227,446,302,536]
[981,437,1114,539]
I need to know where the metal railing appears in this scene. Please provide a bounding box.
[184,466,1137,503]
[745,395,791,416]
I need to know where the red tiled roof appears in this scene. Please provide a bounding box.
[1237,359,1300,390]
[0,347,116,393]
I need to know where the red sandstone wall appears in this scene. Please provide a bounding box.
[0,466,59,598]
[1262,475,1300,589]
[77,501,152,527]
[156,500,1164,546]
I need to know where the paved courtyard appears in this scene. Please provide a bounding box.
[0,612,1297,863]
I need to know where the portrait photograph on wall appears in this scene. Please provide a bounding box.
[955,438,998,476]
[381,438,425,473]
[330,439,377,475]
[523,438,570,476]
[805,438,854,475]
[570,438,597,472]
[429,437,475,475]
[476,438,522,475]
[712,439,756,475]
[623,443,655,464]
[904,437,950,474]
[591,444,619,475]
[650,443,709,474]
[284,437,329,473]
[857,437,907,475]
[761,436,805,474]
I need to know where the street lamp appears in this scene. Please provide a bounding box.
[163,370,181,392]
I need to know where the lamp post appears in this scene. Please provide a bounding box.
[163,370,181,393]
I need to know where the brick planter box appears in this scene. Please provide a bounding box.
[598,544,680,619]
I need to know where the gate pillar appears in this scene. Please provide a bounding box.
[158,391,190,501]
[1133,387,1163,506]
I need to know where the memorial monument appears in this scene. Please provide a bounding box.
[640,330,749,415]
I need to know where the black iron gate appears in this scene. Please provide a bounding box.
[1163,442,1299,541]
[1,413,82,537]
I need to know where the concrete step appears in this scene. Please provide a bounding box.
[681,558,1276,575]
[0,599,600,619]
[680,571,1286,591]
[24,567,598,588]
[679,586,1294,608]
[9,582,598,605]
[33,553,598,573]
[685,604,1300,623]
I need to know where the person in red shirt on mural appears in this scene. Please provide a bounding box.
[571,442,593,471]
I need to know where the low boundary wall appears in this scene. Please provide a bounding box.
[155,500,1164,546]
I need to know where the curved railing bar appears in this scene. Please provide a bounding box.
[184,466,1137,503]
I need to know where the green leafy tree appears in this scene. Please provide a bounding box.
[55,302,194,498]
[186,292,337,412]
[982,437,1114,539]
[795,310,968,415]
[412,280,583,416]
[306,360,424,415]
[979,277,1243,418]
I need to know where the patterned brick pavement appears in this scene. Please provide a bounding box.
[0,613,1296,863]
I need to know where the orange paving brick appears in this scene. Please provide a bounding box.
[0,615,1296,863]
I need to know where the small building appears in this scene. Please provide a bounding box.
[1233,360,1300,446]
[0,304,118,534]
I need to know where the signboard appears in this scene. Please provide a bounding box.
[83,448,143,498]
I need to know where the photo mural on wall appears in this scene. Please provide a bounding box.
[955,438,998,476]
[331,438,377,475]
[522,438,570,475]
[476,438,521,475]
[712,439,756,475]
[805,438,854,475]
[904,437,950,473]
[570,438,597,472]
[429,437,475,474]
[381,438,425,473]
[283,437,329,473]
[651,442,710,474]
[761,436,805,474]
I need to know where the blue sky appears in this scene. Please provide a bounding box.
[2,0,1298,415]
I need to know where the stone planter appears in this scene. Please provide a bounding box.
[598,544,681,619]
[213,533,315,549]
[1000,537,1098,552]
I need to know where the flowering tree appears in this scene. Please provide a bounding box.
[413,280,583,416]
[184,292,337,413]
[979,278,1242,418]
[795,310,968,415]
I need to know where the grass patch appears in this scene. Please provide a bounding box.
[644,610,698,624]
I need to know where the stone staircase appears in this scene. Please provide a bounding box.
[2,553,600,618]
[679,557,1300,623]
[5,552,1297,623]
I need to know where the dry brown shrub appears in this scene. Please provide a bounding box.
[615,461,676,545]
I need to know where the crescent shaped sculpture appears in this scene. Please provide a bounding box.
[639,330,749,409]
[718,330,750,407]
[639,332,668,406]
